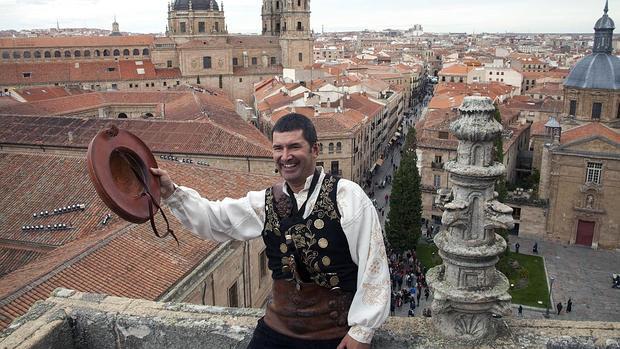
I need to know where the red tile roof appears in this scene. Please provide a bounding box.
[342,93,383,119]
[0,60,180,85]
[560,122,620,145]
[0,152,278,330]
[0,35,154,49]
[0,114,272,158]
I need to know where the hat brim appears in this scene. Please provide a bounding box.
[87,126,160,224]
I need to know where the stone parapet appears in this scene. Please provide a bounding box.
[1,289,620,349]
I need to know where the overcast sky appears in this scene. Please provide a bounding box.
[0,0,612,34]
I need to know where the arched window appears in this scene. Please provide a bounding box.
[144,113,154,118]
[336,142,342,153]
[118,113,128,118]
[297,21,302,31]
[276,1,280,9]
[44,51,51,58]
[94,50,101,57]
[123,49,130,56]
[133,49,140,55]
[84,50,91,57]
[23,51,31,59]
[328,143,334,153]
[2,51,9,59]
[319,143,323,153]
[103,49,110,56]
[54,51,61,57]
[34,51,41,59]
[74,50,81,57]
[298,0,301,6]
[13,51,21,59]
[215,22,219,32]
[142,48,149,56]
[64,50,71,58]
[113,49,120,56]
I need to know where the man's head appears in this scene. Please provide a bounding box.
[271,113,319,192]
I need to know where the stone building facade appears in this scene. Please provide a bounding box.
[0,0,315,103]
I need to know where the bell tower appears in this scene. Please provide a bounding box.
[264,0,313,69]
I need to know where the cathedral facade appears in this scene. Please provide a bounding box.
[0,0,314,103]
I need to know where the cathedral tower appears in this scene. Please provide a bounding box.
[262,0,313,69]
[167,0,227,42]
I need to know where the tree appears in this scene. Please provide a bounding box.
[385,128,422,252]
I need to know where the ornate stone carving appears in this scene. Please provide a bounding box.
[427,96,513,342]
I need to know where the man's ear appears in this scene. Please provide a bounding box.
[311,142,320,156]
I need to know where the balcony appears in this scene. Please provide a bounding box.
[431,162,444,170]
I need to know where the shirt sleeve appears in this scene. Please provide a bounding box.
[163,185,266,242]
[337,180,391,344]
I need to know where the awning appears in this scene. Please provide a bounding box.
[395,132,402,137]
[391,136,398,142]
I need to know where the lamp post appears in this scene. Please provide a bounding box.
[545,276,555,318]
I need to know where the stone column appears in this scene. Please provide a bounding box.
[427,96,514,342]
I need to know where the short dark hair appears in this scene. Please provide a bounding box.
[271,113,317,146]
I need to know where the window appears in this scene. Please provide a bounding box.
[297,21,302,31]
[438,131,449,139]
[54,51,61,58]
[23,51,31,58]
[123,49,130,56]
[228,282,239,308]
[298,52,303,62]
[219,75,223,89]
[592,102,602,120]
[259,250,268,280]
[34,51,41,58]
[215,22,219,32]
[232,57,238,66]
[107,67,116,72]
[336,142,342,153]
[434,155,443,164]
[328,143,334,154]
[617,103,620,119]
[74,50,81,57]
[586,162,603,184]
[142,48,149,56]
[434,175,441,188]
[22,72,31,78]
[113,49,120,56]
[103,49,110,56]
[180,22,186,33]
[251,57,257,65]
[133,49,140,56]
[84,50,90,57]
[198,22,205,33]
[203,56,212,69]
[1,51,9,59]
[167,60,172,68]
[319,143,323,154]
[13,51,20,59]
[512,207,522,220]
[331,161,340,175]
[270,56,276,65]
[276,1,280,9]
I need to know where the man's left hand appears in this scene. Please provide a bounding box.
[337,335,370,349]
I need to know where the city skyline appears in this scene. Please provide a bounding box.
[0,0,613,35]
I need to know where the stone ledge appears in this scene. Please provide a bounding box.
[1,288,619,349]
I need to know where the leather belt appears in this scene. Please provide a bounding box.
[264,279,353,340]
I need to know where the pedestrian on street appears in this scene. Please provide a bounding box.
[424,288,430,301]
[567,298,572,313]
[518,305,523,316]
[416,289,422,305]
[533,242,538,254]
[556,302,563,315]
[515,242,520,254]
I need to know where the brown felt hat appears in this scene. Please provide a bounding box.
[87,125,161,224]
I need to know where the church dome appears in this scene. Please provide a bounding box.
[595,14,615,30]
[173,0,219,11]
[564,54,620,90]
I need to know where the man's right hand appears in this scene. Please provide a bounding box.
[150,168,176,199]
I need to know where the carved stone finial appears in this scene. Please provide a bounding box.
[605,0,609,14]
[427,96,513,343]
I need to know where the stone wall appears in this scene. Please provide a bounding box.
[2,289,619,349]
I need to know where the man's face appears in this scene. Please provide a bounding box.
[272,130,318,189]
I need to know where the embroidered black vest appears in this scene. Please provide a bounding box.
[262,174,358,292]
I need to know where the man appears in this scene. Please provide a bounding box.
[151,113,390,349]
[515,242,520,254]
[556,302,563,315]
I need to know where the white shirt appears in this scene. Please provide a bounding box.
[164,169,390,344]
